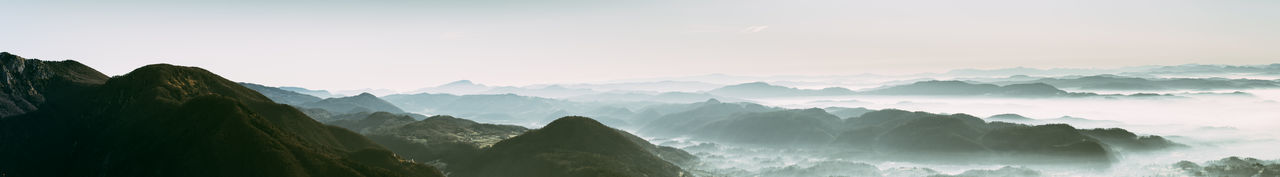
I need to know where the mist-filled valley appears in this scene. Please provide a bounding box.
[4,51,1276,177]
[233,62,1280,177]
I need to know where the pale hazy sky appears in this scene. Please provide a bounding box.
[2,0,1278,90]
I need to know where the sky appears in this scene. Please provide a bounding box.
[2,0,1278,91]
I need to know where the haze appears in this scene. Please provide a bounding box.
[3,0,1279,90]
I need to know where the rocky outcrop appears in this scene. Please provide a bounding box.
[0,52,108,117]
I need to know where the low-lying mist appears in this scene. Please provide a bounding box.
[686,89,1280,176]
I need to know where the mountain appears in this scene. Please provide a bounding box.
[997,74,1280,91]
[638,99,777,138]
[0,62,442,177]
[239,83,418,122]
[344,114,530,172]
[381,92,464,113]
[939,64,1280,78]
[824,107,875,119]
[483,85,597,98]
[280,86,343,98]
[381,115,529,149]
[708,82,855,98]
[239,82,323,105]
[983,114,1123,128]
[943,66,1136,77]
[561,81,723,92]
[1174,156,1280,177]
[0,52,109,117]
[1147,64,1280,75]
[411,80,491,95]
[382,92,649,127]
[566,91,748,103]
[382,93,564,125]
[691,108,844,147]
[1042,116,1124,128]
[410,80,599,98]
[327,112,419,134]
[862,80,1088,97]
[329,113,695,176]
[1079,128,1184,152]
[453,116,690,177]
[332,88,399,97]
[302,92,405,114]
[835,109,1180,164]
[985,114,1041,124]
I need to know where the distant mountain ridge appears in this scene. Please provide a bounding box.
[708,82,856,98]
[702,81,1097,98]
[412,80,491,95]
[303,92,405,114]
[994,74,1280,91]
[239,82,323,105]
[984,114,1124,128]
[241,83,408,117]
[637,100,1183,165]
[280,86,344,98]
[861,80,1092,97]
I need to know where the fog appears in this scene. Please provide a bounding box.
[649,88,1280,176]
[754,93,1280,130]
[373,74,1280,176]
[231,60,1280,176]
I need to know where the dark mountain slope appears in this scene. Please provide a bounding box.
[0,63,442,177]
[334,114,530,173]
[0,52,109,117]
[381,115,529,148]
[617,130,700,167]
[328,111,419,134]
[1079,128,1184,151]
[455,116,690,177]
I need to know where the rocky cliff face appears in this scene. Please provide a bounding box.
[0,52,109,117]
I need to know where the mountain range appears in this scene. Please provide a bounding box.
[326,111,696,177]
[984,114,1125,128]
[635,99,1183,165]
[705,81,1103,98]
[1174,156,1280,177]
[991,74,1280,91]
[0,53,443,177]
[860,80,1093,97]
